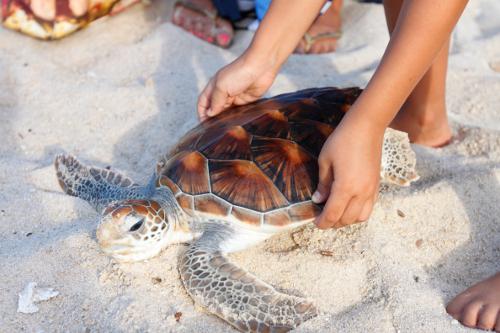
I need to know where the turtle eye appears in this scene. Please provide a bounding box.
[129,218,144,232]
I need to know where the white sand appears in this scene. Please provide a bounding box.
[1,1,499,332]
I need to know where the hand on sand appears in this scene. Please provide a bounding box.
[197,56,278,121]
[313,118,383,229]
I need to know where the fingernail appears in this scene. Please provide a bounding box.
[312,191,322,203]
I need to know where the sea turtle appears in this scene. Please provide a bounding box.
[55,87,419,332]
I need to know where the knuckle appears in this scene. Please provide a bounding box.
[350,187,364,196]
[353,187,374,198]
[316,222,331,230]
[338,178,359,190]
[314,217,329,229]
[367,183,378,194]
[325,212,340,223]
[334,181,350,193]
[360,193,373,202]
[213,77,225,90]
[339,217,353,226]
[214,82,224,92]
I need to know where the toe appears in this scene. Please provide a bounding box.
[461,300,484,328]
[309,43,321,54]
[312,42,327,54]
[477,305,498,331]
[495,312,500,332]
[447,293,471,316]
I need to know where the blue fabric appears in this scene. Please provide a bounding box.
[255,0,271,21]
[212,0,241,21]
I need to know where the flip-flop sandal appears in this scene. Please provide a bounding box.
[172,0,234,49]
[1,0,139,40]
[301,30,343,54]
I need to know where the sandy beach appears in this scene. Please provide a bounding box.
[1,0,499,332]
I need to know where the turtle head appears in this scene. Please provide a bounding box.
[96,195,191,262]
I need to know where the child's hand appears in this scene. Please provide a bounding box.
[312,118,384,229]
[197,56,278,121]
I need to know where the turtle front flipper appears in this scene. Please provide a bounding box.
[179,231,319,332]
[55,154,153,212]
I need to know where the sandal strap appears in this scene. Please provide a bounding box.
[303,30,343,53]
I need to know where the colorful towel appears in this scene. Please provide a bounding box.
[1,0,139,39]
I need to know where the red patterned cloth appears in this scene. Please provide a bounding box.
[1,0,139,39]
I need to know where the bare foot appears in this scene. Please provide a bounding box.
[389,36,452,147]
[172,0,234,48]
[390,101,452,148]
[446,272,500,331]
[295,0,343,54]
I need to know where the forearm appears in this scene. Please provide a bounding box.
[345,0,468,133]
[242,0,325,69]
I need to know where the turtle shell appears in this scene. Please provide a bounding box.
[157,87,362,229]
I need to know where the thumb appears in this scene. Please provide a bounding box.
[197,80,215,121]
[207,83,230,117]
[312,161,333,204]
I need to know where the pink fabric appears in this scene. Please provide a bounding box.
[1,0,140,39]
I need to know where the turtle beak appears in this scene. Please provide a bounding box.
[96,223,143,262]
[96,218,126,248]
[96,216,163,262]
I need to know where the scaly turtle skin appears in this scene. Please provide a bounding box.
[55,87,419,333]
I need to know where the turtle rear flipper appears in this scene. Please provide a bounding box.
[55,154,152,212]
[380,128,420,186]
[179,230,319,332]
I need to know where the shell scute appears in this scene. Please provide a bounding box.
[157,175,180,195]
[251,137,318,203]
[161,151,209,195]
[209,159,288,212]
[200,106,263,134]
[171,126,205,155]
[263,210,292,227]
[243,110,290,139]
[176,194,194,214]
[231,207,262,226]
[194,194,231,217]
[200,126,252,160]
[289,120,334,157]
[282,99,346,126]
[311,86,362,105]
